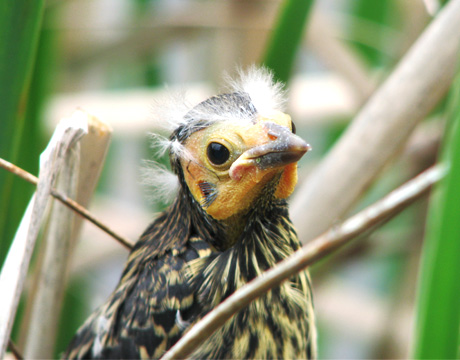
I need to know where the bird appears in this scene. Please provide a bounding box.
[63,67,317,359]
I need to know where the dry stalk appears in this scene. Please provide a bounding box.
[0,117,87,358]
[291,0,460,243]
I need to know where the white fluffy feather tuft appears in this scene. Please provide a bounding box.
[148,132,172,158]
[226,65,287,117]
[149,66,287,141]
[149,90,193,133]
[140,160,179,204]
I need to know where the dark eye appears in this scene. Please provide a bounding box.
[291,120,297,134]
[207,142,230,165]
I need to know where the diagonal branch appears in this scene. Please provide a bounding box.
[292,0,460,243]
[0,157,134,250]
[160,164,446,360]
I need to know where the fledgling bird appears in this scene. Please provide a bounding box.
[64,67,316,359]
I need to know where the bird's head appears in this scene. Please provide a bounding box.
[161,69,311,222]
[172,98,309,220]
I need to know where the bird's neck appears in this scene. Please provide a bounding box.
[189,197,301,308]
[208,173,289,251]
[138,172,298,255]
[220,214,247,249]
[235,195,301,275]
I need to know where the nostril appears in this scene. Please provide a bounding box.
[268,133,278,141]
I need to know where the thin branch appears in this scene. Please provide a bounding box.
[0,157,134,250]
[161,164,446,360]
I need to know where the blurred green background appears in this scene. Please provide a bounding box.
[1,0,459,358]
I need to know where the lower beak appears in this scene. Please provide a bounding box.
[229,122,311,181]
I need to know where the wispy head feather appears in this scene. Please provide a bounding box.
[145,66,287,204]
[150,90,193,133]
[149,66,287,147]
[140,160,179,204]
[225,66,287,117]
[148,132,172,158]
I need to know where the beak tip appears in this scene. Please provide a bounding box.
[297,140,312,155]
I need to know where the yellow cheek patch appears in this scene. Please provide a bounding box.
[275,163,298,199]
[182,157,272,220]
[204,171,277,220]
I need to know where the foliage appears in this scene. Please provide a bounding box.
[412,61,460,359]
[0,1,45,267]
[262,0,315,84]
[1,0,460,358]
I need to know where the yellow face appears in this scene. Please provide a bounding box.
[181,112,309,220]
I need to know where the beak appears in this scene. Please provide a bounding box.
[229,122,311,181]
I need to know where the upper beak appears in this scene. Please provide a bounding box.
[229,122,311,181]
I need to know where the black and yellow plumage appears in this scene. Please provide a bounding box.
[64,68,316,359]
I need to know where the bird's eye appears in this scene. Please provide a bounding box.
[291,120,297,134]
[207,142,230,165]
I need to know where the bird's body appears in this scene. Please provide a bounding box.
[64,68,316,359]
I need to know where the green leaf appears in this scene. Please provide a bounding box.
[262,0,314,84]
[412,62,460,359]
[347,0,399,67]
[0,1,45,266]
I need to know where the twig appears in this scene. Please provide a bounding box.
[161,164,446,360]
[291,0,460,243]
[7,339,23,360]
[0,157,134,250]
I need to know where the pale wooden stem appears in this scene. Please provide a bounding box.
[291,0,460,243]
[70,111,113,251]
[23,142,80,358]
[20,111,114,358]
[0,116,87,358]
